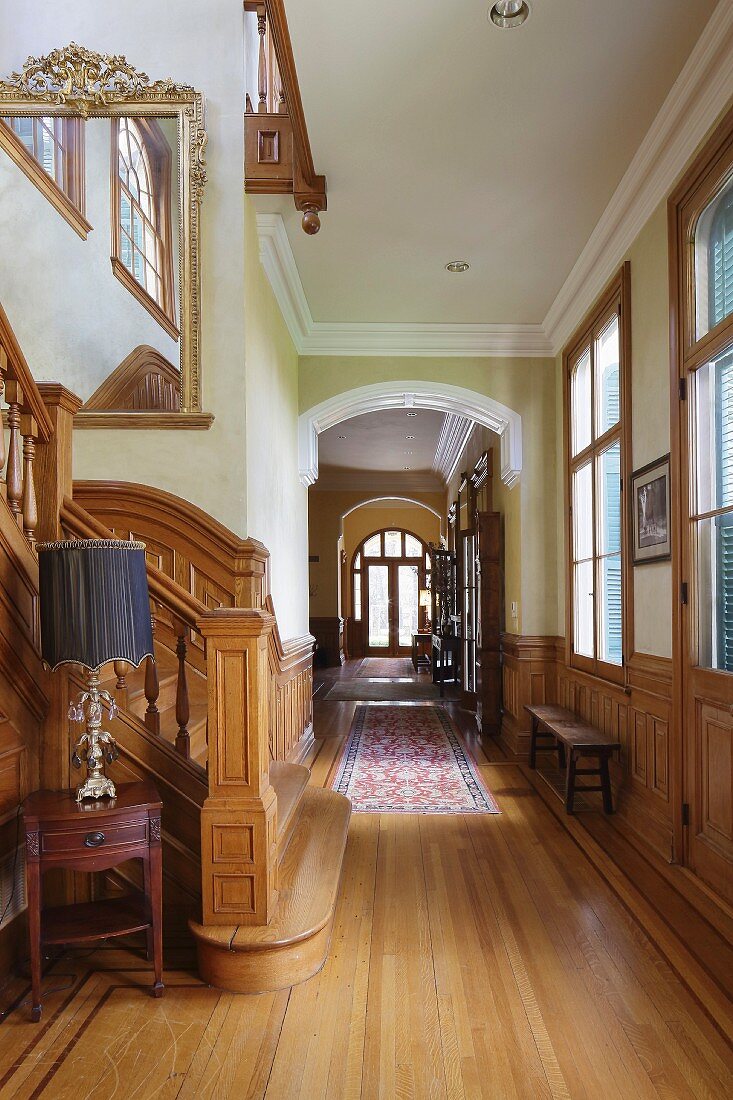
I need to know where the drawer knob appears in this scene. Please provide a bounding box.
[83,831,105,848]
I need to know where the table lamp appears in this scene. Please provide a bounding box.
[38,539,154,802]
[419,588,431,632]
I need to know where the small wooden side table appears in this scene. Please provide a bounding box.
[22,780,163,1021]
[411,631,432,672]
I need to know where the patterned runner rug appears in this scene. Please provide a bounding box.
[332,705,500,814]
[357,657,416,678]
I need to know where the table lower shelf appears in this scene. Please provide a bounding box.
[41,894,151,945]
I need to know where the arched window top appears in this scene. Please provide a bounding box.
[118,117,154,219]
[694,173,733,340]
[351,527,432,570]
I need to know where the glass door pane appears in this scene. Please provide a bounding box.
[367,565,389,648]
[397,564,418,647]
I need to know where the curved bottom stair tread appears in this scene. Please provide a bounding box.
[270,760,310,854]
[190,785,351,993]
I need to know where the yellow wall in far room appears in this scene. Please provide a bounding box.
[309,492,444,619]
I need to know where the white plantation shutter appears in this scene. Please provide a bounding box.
[603,383,622,665]
[711,193,733,330]
[717,355,733,670]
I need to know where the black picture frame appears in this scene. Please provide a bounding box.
[631,453,671,564]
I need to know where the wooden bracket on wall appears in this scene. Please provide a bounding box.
[244,0,327,234]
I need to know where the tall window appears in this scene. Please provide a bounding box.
[564,266,629,681]
[111,117,177,336]
[691,176,733,671]
[0,115,85,222]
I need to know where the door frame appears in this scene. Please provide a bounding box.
[352,528,430,658]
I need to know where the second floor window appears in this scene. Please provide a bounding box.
[112,117,177,335]
[564,267,629,682]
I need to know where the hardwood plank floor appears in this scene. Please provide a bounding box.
[1,674,732,1098]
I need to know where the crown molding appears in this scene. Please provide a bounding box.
[433,414,475,483]
[313,467,443,493]
[256,213,552,357]
[258,3,733,361]
[543,0,733,353]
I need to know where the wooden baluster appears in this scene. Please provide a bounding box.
[20,414,38,546]
[257,4,268,113]
[0,346,7,484]
[174,620,191,759]
[4,380,23,526]
[275,57,286,114]
[144,612,161,735]
[114,660,130,710]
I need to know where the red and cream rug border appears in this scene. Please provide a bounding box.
[332,704,500,814]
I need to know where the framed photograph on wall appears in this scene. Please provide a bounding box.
[631,454,671,563]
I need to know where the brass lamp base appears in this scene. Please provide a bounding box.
[69,668,119,802]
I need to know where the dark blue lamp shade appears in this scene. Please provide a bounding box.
[38,539,154,672]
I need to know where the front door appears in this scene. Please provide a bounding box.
[365,560,420,656]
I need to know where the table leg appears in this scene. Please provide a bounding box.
[27,859,42,1022]
[149,844,164,997]
[529,716,538,769]
[600,754,614,814]
[565,750,577,814]
[557,741,567,769]
[143,856,153,962]
[439,649,445,697]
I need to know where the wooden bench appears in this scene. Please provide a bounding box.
[524,704,620,814]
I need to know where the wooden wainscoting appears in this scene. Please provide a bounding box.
[500,635,674,861]
[500,634,563,756]
[266,597,314,764]
[310,617,345,668]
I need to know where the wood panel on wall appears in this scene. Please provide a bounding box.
[310,616,345,668]
[500,635,674,861]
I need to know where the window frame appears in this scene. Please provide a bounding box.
[563,262,631,685]
[110,116,178,338]
[0,113,90,238]
[351,527,432,625]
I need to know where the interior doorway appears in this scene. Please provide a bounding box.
[352,528,431,657]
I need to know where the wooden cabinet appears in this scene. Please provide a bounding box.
[475,511,502,738]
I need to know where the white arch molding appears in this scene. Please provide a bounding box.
[339,496,445,537]
[299,381,522,489]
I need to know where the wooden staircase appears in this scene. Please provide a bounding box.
[62,488,350,994]
[0,301,350,994]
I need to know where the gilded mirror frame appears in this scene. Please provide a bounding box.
[0,43,207,419]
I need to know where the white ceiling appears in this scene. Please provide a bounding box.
[318,407,446,474]
[258,0,717,327]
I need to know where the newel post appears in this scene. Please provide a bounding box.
[196,607,278,926]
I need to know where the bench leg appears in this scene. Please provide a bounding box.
[565,750,577,814]
[600,754,613,814]
[529,716,538,769]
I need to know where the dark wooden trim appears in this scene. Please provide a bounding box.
[562,262,632,689]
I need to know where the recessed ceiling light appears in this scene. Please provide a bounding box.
[404,450,413,455]
[405,435,415,440]
[406,411,418,417]
[445,260,470,273]
[338,434,346,439]
[489,1,530,29]
[403,466,411,470]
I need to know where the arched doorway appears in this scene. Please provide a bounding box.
[298,380,523,488]
[351,527,431,656]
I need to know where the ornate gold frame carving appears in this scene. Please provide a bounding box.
[0,44,207,414]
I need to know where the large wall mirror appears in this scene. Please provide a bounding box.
[0,44,209,425]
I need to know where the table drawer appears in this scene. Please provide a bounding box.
[41,818,148,854]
